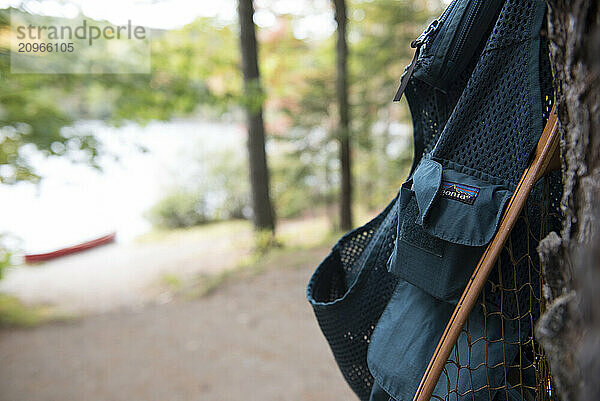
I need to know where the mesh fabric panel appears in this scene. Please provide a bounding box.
[407,44,480,173]
[307,199,399,400]
[427,0,547,188]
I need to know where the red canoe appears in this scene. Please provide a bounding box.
[24,232,116,264]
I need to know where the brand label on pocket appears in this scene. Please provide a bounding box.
[441,181,480,205]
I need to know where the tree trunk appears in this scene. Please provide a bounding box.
[334,0,353,231]
[536,1,600,400]
[237,0,275,232]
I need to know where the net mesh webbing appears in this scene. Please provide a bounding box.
[430,17,560,401]
[432,170,562,401]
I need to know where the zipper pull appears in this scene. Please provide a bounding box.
[411,19,439,48]
[393,47,421,102]
[394,19,439,102]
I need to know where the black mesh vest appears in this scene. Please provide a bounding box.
[307,0,561,400]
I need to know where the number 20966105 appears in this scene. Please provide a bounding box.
[17,42,74,53]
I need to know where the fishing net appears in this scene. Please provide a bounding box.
[430,35,560,401]
[432,169,561,401]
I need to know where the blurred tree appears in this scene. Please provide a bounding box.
[237,0,276,233]
[351,0,436,208]
[286,0,438,216]
[333,0,353,231]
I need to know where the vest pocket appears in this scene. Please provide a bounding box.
[367,280,527,401]
[388,159,511,303]
[413,0,505,90]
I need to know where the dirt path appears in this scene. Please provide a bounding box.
[0,217,333,315]
[0,223,254,314]
[0,249,356,401]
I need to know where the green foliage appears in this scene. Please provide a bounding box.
[200,149,250,221]
[160,273,183,292]
[0,233,20,280]
[1,2,442,225]
[105,18,242,123]
[145,147,251,230]
[0,294,65,328]
[0,250,10,280]
[349,0,434,205]
[0,9,105,184]
[267,0,441,214]
[351,0,436,126]
[253,229,282,255]
[0,294,40,327]
[145,190,210,229]
[0,10,240,183]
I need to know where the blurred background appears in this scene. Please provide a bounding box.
[0,0,444,399]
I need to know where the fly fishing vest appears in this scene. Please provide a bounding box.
[306,0,562,400]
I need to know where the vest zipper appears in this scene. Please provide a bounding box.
[447,0,484,66]
[438,0,459,28]
[393,19,440,102]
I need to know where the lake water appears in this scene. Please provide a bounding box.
[1,119,246,254]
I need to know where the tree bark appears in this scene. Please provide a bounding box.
[334,0,353,231]
[237,0,275,232]
[536,1,600,400]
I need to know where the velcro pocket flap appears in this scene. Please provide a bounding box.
[418,162,512,247]
[387,160,512,302]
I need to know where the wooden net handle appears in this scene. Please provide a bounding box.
[412,107,560,401]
